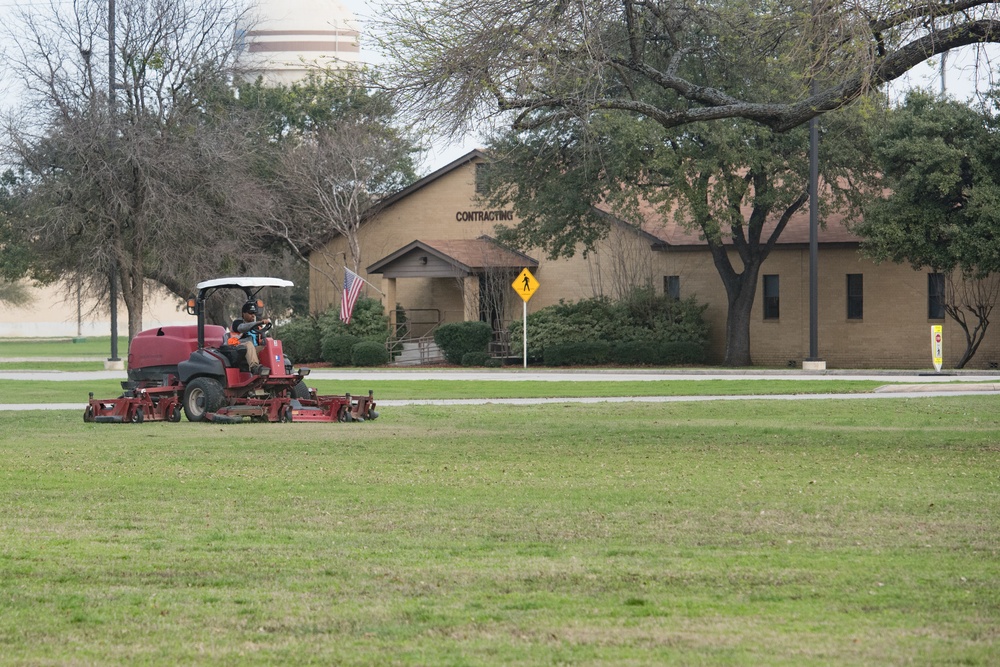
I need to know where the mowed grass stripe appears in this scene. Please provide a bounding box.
[0,397,997,665]
[0,378,888,404]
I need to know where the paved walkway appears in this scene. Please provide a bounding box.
[5,367,1000,382]
[3,367,1000,411]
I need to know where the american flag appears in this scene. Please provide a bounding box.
[340,267,364,324]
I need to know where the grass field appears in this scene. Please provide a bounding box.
[1,396,998,665]
[0,378,889,405]
[0,336,128,358]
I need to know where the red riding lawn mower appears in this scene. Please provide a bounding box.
[84,277,377,424]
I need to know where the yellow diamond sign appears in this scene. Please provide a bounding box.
[512,268,539,303]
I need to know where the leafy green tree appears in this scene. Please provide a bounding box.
[0,170,39,307]
[485,105,873,365]
[388,0,883,366]
[854,91,1000,368]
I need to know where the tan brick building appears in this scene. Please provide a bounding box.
[309,151,1000,369]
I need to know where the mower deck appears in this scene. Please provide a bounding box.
[85,381,377,425]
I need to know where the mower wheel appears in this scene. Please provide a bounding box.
[169,405,182,423]
[291,380,310,401]
[83,406,94,423]
[131,407,144,424]
[183,377,225,422]
[280,406,292,423]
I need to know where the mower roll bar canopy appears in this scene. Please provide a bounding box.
[196,277,294,292]
[188,277,295,349]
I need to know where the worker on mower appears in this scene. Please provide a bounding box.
[233,301,272,374]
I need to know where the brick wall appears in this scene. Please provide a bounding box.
[310,156,1000,369]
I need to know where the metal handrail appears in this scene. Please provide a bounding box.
[387,333,446,365]
[385,311,518,364]
[386,308,444,364]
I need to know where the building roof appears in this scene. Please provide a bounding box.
[422,238,538,270]
[365,149,490,218]
[606,192,861,249]
[367,236,537,276]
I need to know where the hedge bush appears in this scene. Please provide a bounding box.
[321,334,360,366]
[659,341,706,365]
[351,340,390,367]
[318,297,389,341]
[434,321,492,365]
[543,341,611,366]
[610,340,660,366]
[276,317,322,363]
[461,351,491,367]
[510,287,710,362]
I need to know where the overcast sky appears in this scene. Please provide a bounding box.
[339,0,484,173]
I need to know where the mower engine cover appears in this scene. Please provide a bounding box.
[128,325,226,379]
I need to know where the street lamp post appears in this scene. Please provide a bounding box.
[804,0,826,371]
[106,0,121,368]
[806,107,822,366]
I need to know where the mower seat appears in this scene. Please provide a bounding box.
[218,344,248,370]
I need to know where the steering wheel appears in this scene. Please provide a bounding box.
[256,321,272,339]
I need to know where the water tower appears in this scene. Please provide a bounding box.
[242,0,361,85]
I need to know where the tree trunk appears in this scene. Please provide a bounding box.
[115,243,145,341]
[723,279,758,366]
[945,275,998,370]
[719,263,763,366]
[709,243,763,367]
[951,311,989,369]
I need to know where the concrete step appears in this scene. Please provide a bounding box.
[392,340,444,366]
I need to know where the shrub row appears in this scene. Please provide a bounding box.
[277,288,710,368]
[279,305,502,368]
[433,321,492,365]
[461,351,502,368]
[276,297,391,367]
[510,287,710,365]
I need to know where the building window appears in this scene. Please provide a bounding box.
[763,274,779,320]
[846,274,863,320]
[664,275,680,300]
[475,163,491,195]
[928,273,945,319]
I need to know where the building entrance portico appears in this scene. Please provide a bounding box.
[366,236,538,346]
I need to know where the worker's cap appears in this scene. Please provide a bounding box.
[242,301,259,315]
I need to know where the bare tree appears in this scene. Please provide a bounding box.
[275,116,413,278]
[236,71,418,298]
[375,0,1000,136]
[446,242,520,356]
[585,217,656,301]
[3,0,273,339]
[946,272,1000,369]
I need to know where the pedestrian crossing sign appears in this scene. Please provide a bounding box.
[512,268,539,303]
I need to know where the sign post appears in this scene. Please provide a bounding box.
[512,268,539,369]
[932,325,943,372]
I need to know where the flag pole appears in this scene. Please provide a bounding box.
[344,266,385,296]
